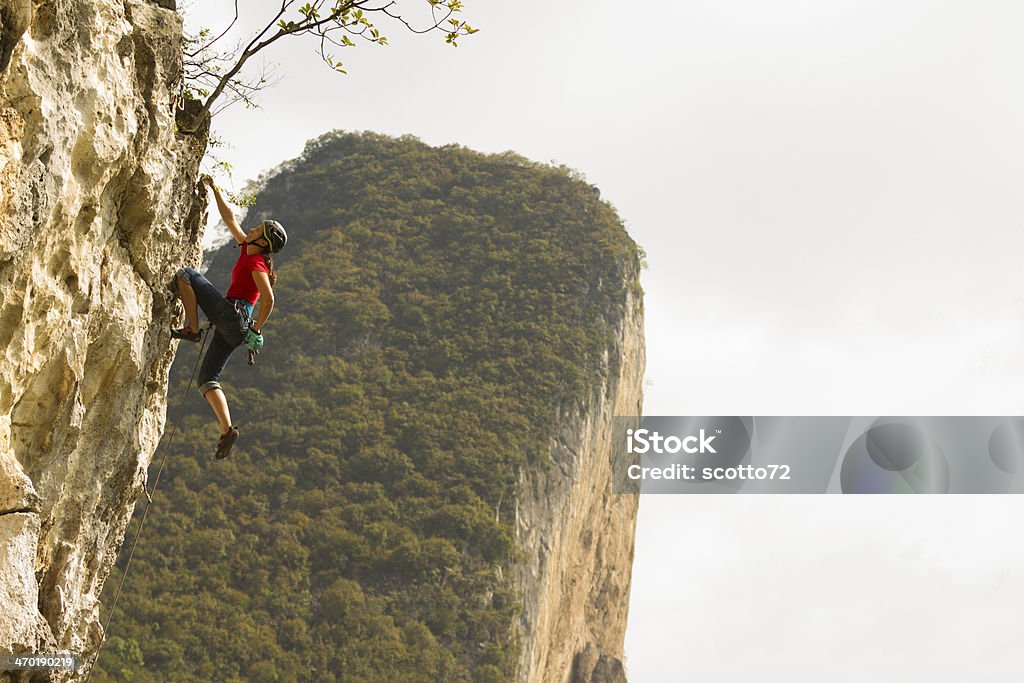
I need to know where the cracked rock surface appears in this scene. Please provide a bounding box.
[0,1,207,678]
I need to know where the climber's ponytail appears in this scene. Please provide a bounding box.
[264,254,278,286]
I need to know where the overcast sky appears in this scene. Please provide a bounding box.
[185,1,1024,679]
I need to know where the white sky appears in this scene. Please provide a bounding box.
[184,1,1024,679]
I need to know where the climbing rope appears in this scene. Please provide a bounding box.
[84,329,209,682]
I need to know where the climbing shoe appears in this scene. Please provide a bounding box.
[215,425,239,460]
[170,327,201,342]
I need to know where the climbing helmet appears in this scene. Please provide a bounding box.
[260,220,287,253]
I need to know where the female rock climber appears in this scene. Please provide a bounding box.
[170,175,287,458]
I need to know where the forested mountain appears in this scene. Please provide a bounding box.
[94,131,643,682]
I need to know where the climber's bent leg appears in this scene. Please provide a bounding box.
[176,270,200,332]
[176,267,230,326]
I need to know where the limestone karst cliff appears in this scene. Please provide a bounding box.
[94,132,646,682]
[516,282,643,683]
[0,0,208,678]
[0,4,644,681]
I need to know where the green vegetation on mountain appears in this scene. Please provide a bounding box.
[95,131,642,682]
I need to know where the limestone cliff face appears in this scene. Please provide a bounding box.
[0,5,644,679]
[0,0,206,676]
[515,281,644,683]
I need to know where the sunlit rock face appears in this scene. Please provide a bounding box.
[515,282,644,683]
[0,0,207,676]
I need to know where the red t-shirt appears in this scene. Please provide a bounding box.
[225,245,270,305]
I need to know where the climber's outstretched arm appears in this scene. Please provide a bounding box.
[201,176,246,244]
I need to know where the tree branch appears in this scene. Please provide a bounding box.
[187,0,240,57]
[179,0,477,133]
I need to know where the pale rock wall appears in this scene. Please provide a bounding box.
[0,0,207,678]
[515,282,645,683]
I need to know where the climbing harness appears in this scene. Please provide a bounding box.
[84,327,210,681]
[228,297,259,366]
